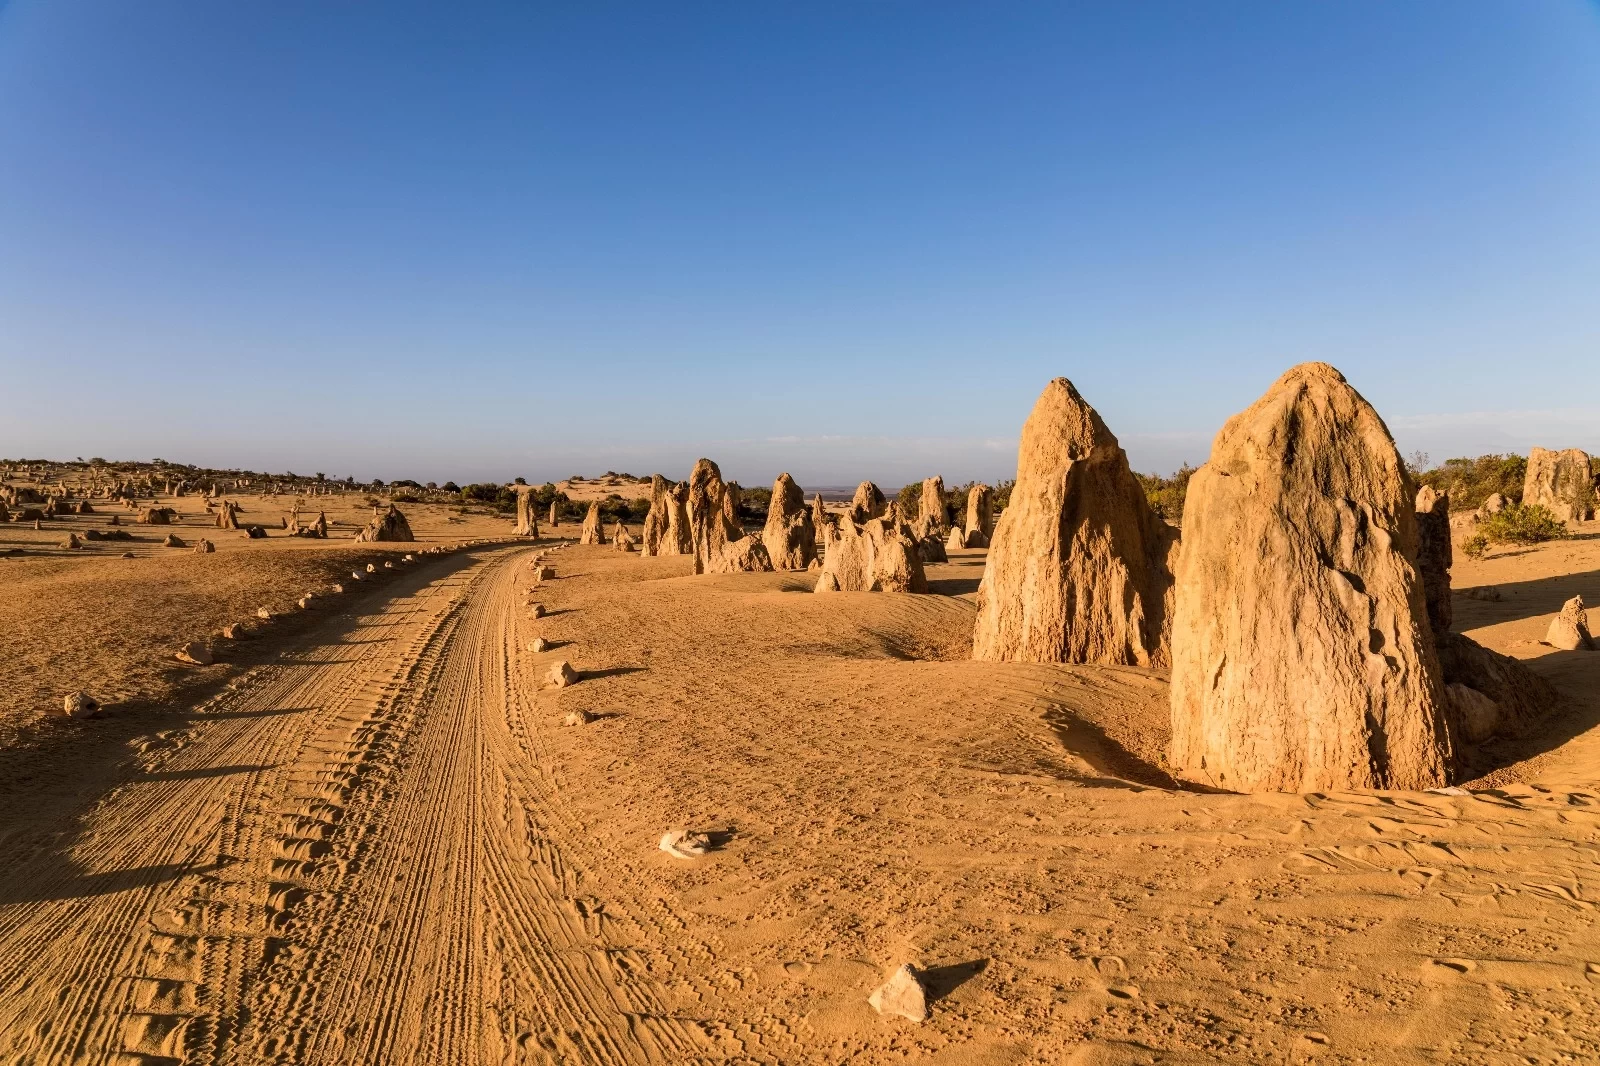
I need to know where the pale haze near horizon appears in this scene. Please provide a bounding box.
[2,2,1597,489]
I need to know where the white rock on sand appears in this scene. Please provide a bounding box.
[658,829,711,859]
[62,691,100,719]
[868,964,928,1023]
[176,641,214,665]
[546,660,579,688]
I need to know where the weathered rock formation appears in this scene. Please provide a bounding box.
[612,522,637,551]
[849,482,886,525]
[1476,493,1508,522]
[355,505,414,543]
[1167,363,1449,792]
[814,515,927,593]
[811,494,833,544]
[216,502,240,530]
[965,484,994,548]
[513,486,540,537]
[579,502,604,545]
[687,459,740,575]
[761,473,817,570]
[1546,595,1594,651]
[918,477,948,537]
[1524,448,1595,521]
[944,526,965,552]
[1415,486,1452,638]
[972,377,1176,671]
[548,500,559,527]
[137,507,171,525]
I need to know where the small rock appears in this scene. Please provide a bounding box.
[257,607,274,621]
[529,604,546,618]
[1545,595,1594,651]
[384,561,394,569]
[366,563,378,573]
[162,533,185,548]
[869,964,928,1023]
[221,623,249,640]
[1446,683,1500,743]
[330,583,344,594]
[297,595,315,610]
[529,638,551,653]
[659,829,711,859]
[402,554,415,562]
[121,551,136,559]
[176,641,214,665]
[193,538,215,554]
[546,660,579,688]
[563,710,594,727]
[350,571,363,581]
[62,691,100,719]
[1462,586,1502,602]
[61,532,83,550]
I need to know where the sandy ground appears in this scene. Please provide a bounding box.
[1,503,1599,1064]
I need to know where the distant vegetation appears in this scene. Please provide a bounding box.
[1136,465,1196,523]
[1413,454,1528,512]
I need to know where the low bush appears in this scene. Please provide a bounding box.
[1479,502,1567,546]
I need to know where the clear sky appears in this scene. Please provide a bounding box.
[2,2,1597,488]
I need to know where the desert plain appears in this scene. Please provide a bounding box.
[2,374,1600,1066]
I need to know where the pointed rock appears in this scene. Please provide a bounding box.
[868,965,928,1023]
[1168,363,1450,792]
[761,473,817,570]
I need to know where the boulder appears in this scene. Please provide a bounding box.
[659,829,711,859]
[62,692,100,719]
[162,533,185,548]
[1523,448,1595,521]
[355,505,414,543]
[579,502,604,545]
[243,525,267,539]
[965,483,994,547]
[710,535,775,574]
[529,603,546,618]
[1168,363,1450,792]
[546,660,579,688]
[194,538,215,554]
[916,532,947,564]
[60,532,83,550]
[1446,683,1501,745]
[849,482,887,525]
[532,565,555,581]
[868,964,928,1023]
[1546,594,1594,651]
[972,377,1176,670]
[137,507,171,525]
[1414,486,1452,638]
[216,501,240,530]
[563,710,594,727]
[176,641,214,666]
[75,500,94,515]
[529,637,551,652]
[221,623,249,640]
[761,473,817,570]
[612,523,637,551]
[944,526,965,552]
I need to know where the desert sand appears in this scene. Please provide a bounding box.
[2,468,1600,1066]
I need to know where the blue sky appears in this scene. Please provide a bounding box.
[2,2,1597,488]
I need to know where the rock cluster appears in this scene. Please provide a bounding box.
[972,377,1176,670]
[815,513,927,594]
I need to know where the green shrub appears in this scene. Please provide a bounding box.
[1415,454,1527,512]
[1479,503,1567,545]
[1462,533,1489,559]
[1135,464,1195,522]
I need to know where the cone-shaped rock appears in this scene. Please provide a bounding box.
[641,475,670,556]
[1414,486,1452,638]
[1168,363,1451,792]
[761,473,817,570]
[972,378,1176,669]
[1523,448,1595,522]
[579,502,604,545]
[811,494,833,544]
[849,482,886,525]
[356,504,414,543]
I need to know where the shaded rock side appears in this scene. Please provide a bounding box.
[1415,486,1452,638]
[761,473,817,570]
[1523,447,1595,522]
[972,377,1176,670]
[1168,362,1450,793]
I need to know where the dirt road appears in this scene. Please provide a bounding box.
[0,546,707,1065]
